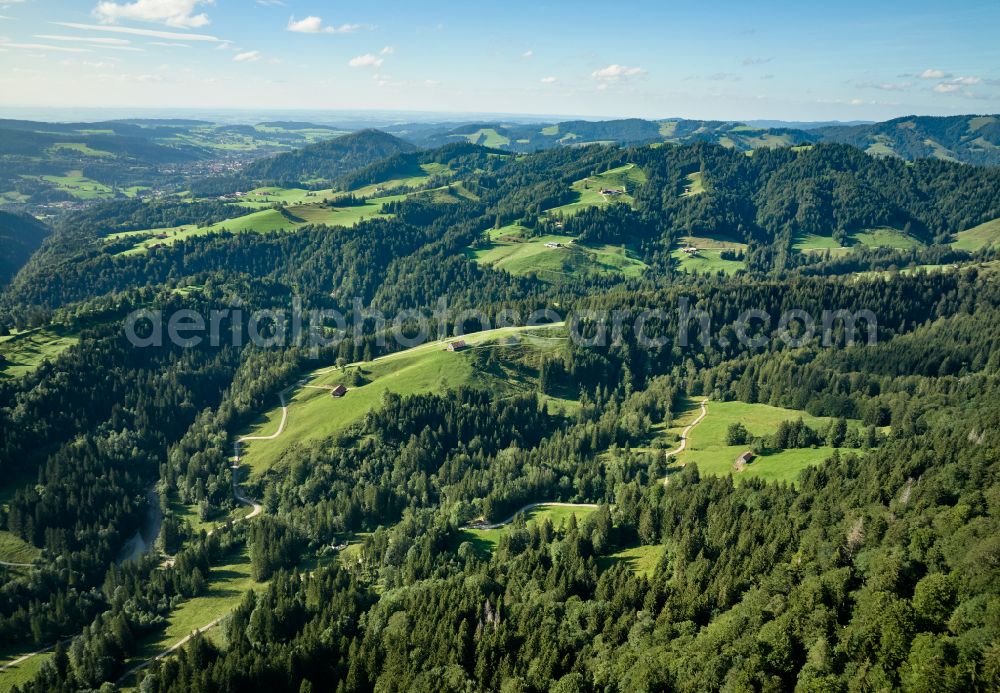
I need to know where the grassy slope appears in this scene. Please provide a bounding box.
[119,547,256,677]
[468,165,649,280]
[681,171,704,197]
[545,164,646,219]
[471,230,647,281]
[671,248,744,275]
[0,532,40,564]
[239,324,567,476]
[0,649,52,692]
[598,544,666,578]
[0,327,79,378]
[672,400,861,483]
[113,195,405,255]
[952,218,1000,251]
[460,504,601,554]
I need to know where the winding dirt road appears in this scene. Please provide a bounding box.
[663,399,708,485]
[228,387,293,522]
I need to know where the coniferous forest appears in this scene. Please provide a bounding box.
[0,111,998,693]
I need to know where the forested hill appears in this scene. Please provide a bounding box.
[389,114,1000,165]
[813,115,1000,166]
[0,211,50,286]
[239,129,418,187]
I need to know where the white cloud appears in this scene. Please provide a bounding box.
[0,40,93,52]
[540,76,557,84]
[932,75,982,95]
[424,79,439,87]
[591,64,646,82]
[521,49,533,58]
[857,81,913,91]
[741,56,772,66]
[94,0,212,29]
[255,0,284,5]
[149,41,189,47]
[54,21,221,42]
[287,16,361,34]
[34,34,131,45]
[234,50,261,62]
[380,45,393,54]
[850,98,864,105]
[348,53,382,68]
[920,68,948,79]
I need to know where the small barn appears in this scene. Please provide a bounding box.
[733,450,756,472]
[447,340,468,352]
[330,384,347,397]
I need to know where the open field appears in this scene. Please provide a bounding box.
[461,503,600,554]
[0,648,53,692]
[121,548,255,675]
[852,227,924,250]
[681,171,704,196]
[0,531,40,565]
[454,128,510,148]
[112,195,405,254]
[471,231,646,280]
[671,400,862,483]
[792,232,851,253]
[598,544,666,577]
[951,217,1000,251]
[0,327,79,378]
[545,164,646,218]
[792,227,924,255]
[671,248,745,274]
[48,142,114,158]
[239,324,567,476]
[34,171,115,200]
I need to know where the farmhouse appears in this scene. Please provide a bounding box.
[600,188,625,196]
[447,340,467,352]
[330,384,347,397]
[544,241,564,248]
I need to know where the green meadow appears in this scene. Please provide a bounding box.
[545,164,646,218]
[598,544,666,578]
[671,400,862,483]
[951,217,1000,251]
[112,195,405,254]
[471,230,646,280]
[0,648,52,692]
[35,171,115,200]
[238,324,567,476]
[0,532,40,565]
[671,248,745,274]
[460,503,601,555]
[681,171,704,196]
[0,327,79,378]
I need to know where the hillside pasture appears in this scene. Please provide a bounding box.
[460,503,600,555]
[670,400,863,483]
[951,217,1000,251]
[545,164,645,218]
[471,233,646,280]
[238,324,567,476]
[0,327,79,378]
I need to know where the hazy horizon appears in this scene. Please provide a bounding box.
[1,1,997,121]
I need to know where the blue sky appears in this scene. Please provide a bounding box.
[0,0,998,121]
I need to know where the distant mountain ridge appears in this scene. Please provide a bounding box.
[383,114,1000,165]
